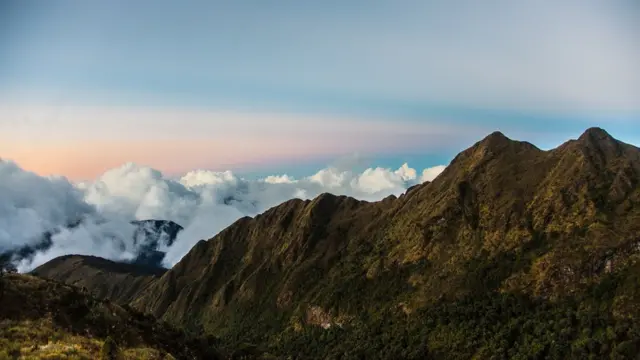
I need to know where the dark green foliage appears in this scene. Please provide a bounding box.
[261,288,640,359]
[32,254,165,305]
[199,269,640,360]
[0,259,17,301]
[101,336,120,360]
[0,274,224,360]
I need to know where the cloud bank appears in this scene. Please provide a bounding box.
[0,159,445,271]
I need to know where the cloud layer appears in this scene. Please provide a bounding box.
[0,158,445,271]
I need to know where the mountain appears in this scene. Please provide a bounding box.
[130,220,184,268]
[1,219,183,269]
[34,128,640,359]
[0,272,222,359]
[29,220,183,306]
[32,254,166,304]
[0,222,80,267]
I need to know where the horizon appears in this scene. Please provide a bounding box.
[1,1,639,180]
[1,123,634,272]
[1,124,635,183]
[1,0,639,272]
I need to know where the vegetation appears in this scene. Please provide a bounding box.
[32,254,165,305]
[100,336,120,360]
[28,128,640,358]
[0,273,222,359]
[263,272,640,359]
[0,260,17,275]
[0,317,167,359]
[0,259,17,302]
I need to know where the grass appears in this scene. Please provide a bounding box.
[0,274,222,360]
[0,317,171,359]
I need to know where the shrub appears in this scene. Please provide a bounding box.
[101,336,120,360]
[0,342,21,359]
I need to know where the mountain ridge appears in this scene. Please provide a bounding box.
[32,254,165,304]
[128,126,639,312]
[33,127,640,359]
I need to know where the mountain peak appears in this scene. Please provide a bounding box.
[486,130,508,139]
[455,130,524,160]
[445,130,537,176]
[575,127,622,156]
[473,131,519,153]
[481,130,510,144]
[578,127,614,142]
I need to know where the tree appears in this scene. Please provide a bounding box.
[0,259,17,299]
[0,259,17,275]
[101,336,121,360]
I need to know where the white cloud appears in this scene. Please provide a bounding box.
[421,165,447,182]
[0,159,446,271]
[0,159,93,249]
[19,218,139,271]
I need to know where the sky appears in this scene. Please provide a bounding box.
[1,0,639,180]
[0,0,639,270]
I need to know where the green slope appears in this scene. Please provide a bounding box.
[0,273,223,359]
[35,127,640,359]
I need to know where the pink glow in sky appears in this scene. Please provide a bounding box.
[0,105,483,179]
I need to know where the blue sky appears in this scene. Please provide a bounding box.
[0,0,638,179]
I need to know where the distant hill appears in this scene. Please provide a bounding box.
[35,128,640,359]
[0,272,222,359]
[130,220,184,268]
[32,254,165,305]
[1,219,183,270]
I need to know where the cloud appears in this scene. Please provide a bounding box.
[22,218,139,271]
[0,158,446,271]
[0,159,93,249]
[421,165,447,182]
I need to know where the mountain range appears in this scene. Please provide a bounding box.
[15,127,640,359]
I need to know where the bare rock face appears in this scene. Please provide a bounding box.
[306,305,334,329]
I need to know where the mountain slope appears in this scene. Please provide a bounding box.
[32,254,165,304]
[0,273,222,359]
[36,127,640,359]
[132,127,640,342]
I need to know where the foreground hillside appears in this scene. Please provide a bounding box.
[35,128,640,359]
[0,273,222,359]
